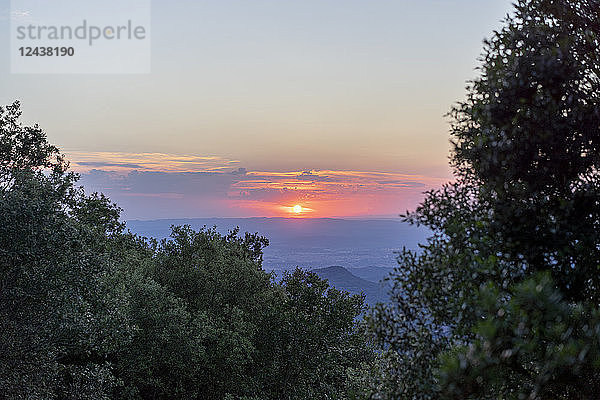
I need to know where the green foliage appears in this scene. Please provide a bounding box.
[262,269,372,399]
[0,100,373,399]
[367,0,600,398]
[113,225,278,399]
[439,273,600,399]
[111,233,374,400]
[0,101,130,398]
[451,0,600,301]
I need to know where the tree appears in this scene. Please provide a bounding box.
[114,235,373,400]
[112,225,278,399]
[262,268,373,400]
[439,273,600,400]
[0,101,131,398]
[367,0,600,398]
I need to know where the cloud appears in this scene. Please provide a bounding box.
[71,152,448,219]
[77,161,147,169]
[66,151,240,173]
[80,169,241,197]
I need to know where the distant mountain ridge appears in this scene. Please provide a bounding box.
[346,266,396,283]
[126,217,427,271]
[312,266,388,305]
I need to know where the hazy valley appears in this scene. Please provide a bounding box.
[126,217,428,304]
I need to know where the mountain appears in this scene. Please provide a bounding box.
[312,266,387,305]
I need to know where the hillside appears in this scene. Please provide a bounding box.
[312,266,387,305]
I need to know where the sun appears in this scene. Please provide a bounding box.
[292,204,303,214]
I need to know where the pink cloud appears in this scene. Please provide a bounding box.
[70,151,448,219]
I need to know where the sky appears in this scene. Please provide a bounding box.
[0,0,513,219]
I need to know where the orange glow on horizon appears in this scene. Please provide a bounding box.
[284,204,313,216]
[66,151,452,219]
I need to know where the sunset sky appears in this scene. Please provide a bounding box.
[0,1,512,219]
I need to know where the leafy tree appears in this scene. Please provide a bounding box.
[439,273,600,400]
[367,0,600,398]
[0,101,131,398]
[114,234,373,400]
[113,225,278,399]
[261,268,373,400]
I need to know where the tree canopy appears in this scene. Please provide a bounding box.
[367,0,600,398]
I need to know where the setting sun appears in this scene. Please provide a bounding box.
[292,205,303,214]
